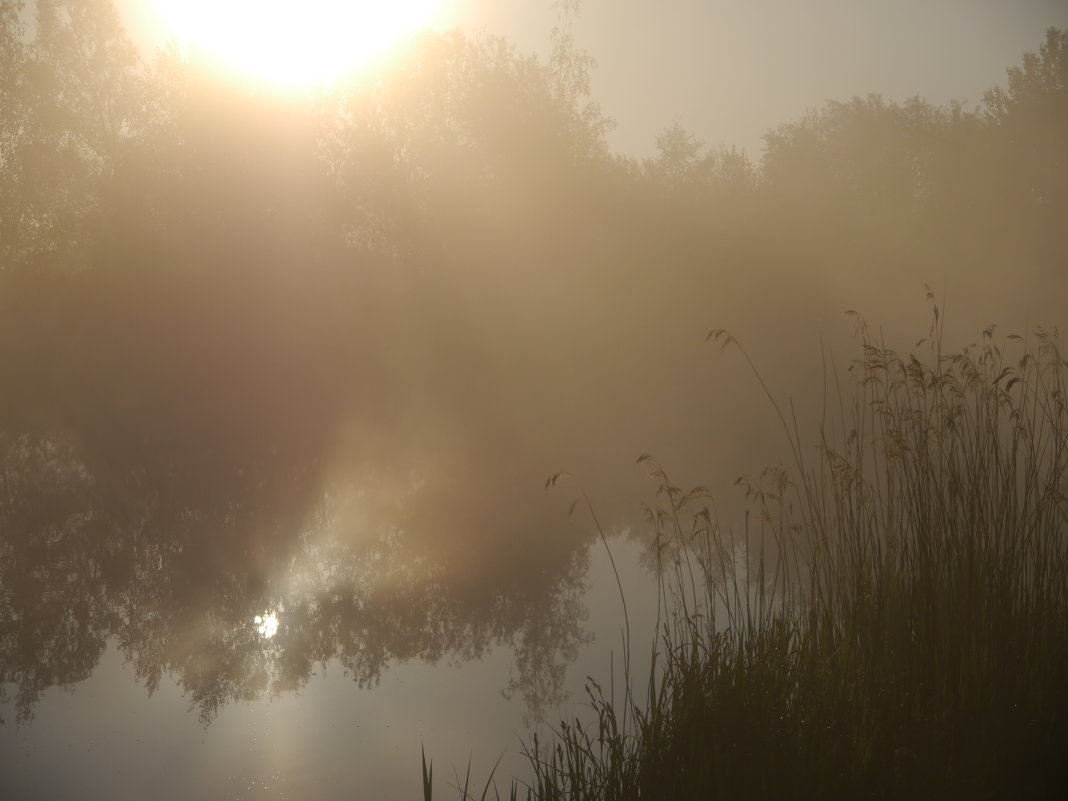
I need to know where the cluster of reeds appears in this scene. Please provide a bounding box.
[513,309,1068,800]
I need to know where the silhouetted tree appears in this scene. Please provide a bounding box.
[981,27,1068,241]
[0,1,28,260]
[652,122,703,181]
[0,0,145,269]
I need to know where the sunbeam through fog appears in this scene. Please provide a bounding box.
[2,2,1067,799]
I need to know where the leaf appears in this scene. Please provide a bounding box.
[421,744,433,800]
[636,453,652,464]
[544,471,569,492]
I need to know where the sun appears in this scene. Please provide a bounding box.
[153,0,440,86]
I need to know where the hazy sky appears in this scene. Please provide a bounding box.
[115,0,1068,157]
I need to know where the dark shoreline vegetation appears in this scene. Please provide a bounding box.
[1,2,1067,799]
[424,311,1068,800]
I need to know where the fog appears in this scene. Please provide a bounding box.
[1,1,1066,797]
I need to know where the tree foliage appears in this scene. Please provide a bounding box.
[1,0,145,267]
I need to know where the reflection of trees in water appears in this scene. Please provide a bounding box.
[0,433,591,726]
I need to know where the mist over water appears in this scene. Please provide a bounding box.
[2,2,1066,798]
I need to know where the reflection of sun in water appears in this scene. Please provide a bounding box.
[254,611,279,638]
[153,0,440,86]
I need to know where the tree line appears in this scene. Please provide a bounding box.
[2,4,1063,456]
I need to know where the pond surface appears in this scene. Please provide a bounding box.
[0,434,662,800]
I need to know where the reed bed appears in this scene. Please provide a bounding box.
[509,311,1068,800]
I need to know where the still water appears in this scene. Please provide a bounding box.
[0,434,661,799]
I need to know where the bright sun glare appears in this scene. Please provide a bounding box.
[254,612,279,638]
[153,0,439,86]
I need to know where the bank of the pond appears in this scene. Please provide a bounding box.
[430,321,1068,801]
